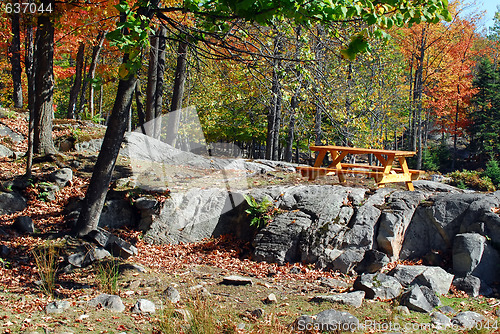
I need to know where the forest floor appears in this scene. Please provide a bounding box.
[0,111,499,333]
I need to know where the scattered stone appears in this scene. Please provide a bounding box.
[250,308,264,318]
[353,273,402,300]
[394,306,410,315]
[221,275,253,286]
[89,247,112,262]
[495,309,500,317]
[355,249,390,274]
[0,191,27,215]
[0,144,13,158]
[68,252,88,268]
[0,124,24,143]
[318,277,349,291]
[439,306,456,314]
[49,168,73,187]
[13,216,34,234]
[0,244,10,258]
[431,312,452,329]
[313,309,360,332]
[451,311,485,329]
[419,286,442,308]
[45,300,70,314]
[120,263,146,273]
[164,286,181,303]
[413,266,454,295]
[400,285,434,313]
[86,228,138,259]
[453,275,492,297]
[289,266,301,274]
[263,293,277,304]
[134,197,158,210]
[88,294,125,312]
[389,265,427,287]
[310,291,365,308]
[237,323,246,330]
[131,299,155,314]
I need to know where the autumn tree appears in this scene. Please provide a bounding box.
[73,0,452,236]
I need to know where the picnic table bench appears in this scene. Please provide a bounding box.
[296,145,424,191]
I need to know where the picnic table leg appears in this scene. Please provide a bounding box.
[398,157,414,191]
[329,150,347,183]
[313,150,327,167]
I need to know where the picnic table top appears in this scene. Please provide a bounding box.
[309,145,416,157]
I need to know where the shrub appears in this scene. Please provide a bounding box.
[422,142,450,172]
[483,157,500,187]
[448,170,496,192]
[95,259,120,294]
[243,195,275,229]
[32,242,60,296]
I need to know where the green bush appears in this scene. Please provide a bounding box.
[243,195,274,229]
[448,170,496,192]
[483,157,500,187]
[422,142,450,172]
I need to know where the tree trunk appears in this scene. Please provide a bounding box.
[414,27,426,169]
[88,31,106,119]
[135,78,146,129]
[67,42,85,119]
[145,30,159,123]
[313,25,325,146]
[33,0,56,155]
[10,1,23,108]
[25,23,35,176]
[166,40,188,147]
[266,33,283,160]
[73,70,137,236]
[154,26,167,138]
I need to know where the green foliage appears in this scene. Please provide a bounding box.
[483,157,500,187]
[94,259,120,294]
[243,195,274,229]
[470,57,500,156]
[32,242,60,296]
[106,1,152,78]
[448,170,496,192]
[0,257,10,269]
[422,142,450,172]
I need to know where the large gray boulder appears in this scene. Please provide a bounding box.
[452,233,500,284]
[342,188,394,249]
[49,168,73,187]
[376,191,428,260]
[144,188,239,244]
[253,211,312,265]
[0,144,13,158]
[0,124,23,143]
[389,265,453,295]
[313,309,360,332]
[0,191,27,215]
[353,273,402,300]
[98,199,138,229]
[400,285,434,313]
[400,193,484,260]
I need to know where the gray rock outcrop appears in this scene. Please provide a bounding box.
[0,191,27,215]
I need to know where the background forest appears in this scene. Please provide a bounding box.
[1,0,500,184]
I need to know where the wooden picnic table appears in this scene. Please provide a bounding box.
[296,145,423,191]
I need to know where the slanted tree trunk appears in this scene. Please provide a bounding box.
[67,42,85,119]
[33,0,56,155]
[73,73,136,236]
[73,1,157,237]
[166,39,188,147]
[10,1,23,108]
[25,22,35,176]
